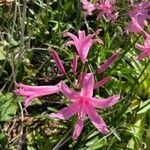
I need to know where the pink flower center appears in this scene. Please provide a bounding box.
[103,5,110,12]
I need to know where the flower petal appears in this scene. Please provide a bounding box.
[86,106,109,134]
[64,32,78,42]
[136,52,148,60]
[81,73,94,97]
[93,38,104,45]
[65,41,75,47]
[14,82,61,108]
[24,96,36,108]
[15,82,60,91]
[91,95,120,108]
[81,39,93,63]
[96,12,104,20]
[49,101,79,120]
[72,119,84,140]
[79,30,86,40]
[131,17,144,33]
[61,82,79,102]
[135,43,149,52]
[14,89,35,96]
[81,0,96,16]
[144,33,150,47]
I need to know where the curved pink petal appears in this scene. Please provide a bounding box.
[94,77,111,89]
[81,73,94,97]
[81,40,93,63]
[93,38,104,45]
[125,23,142,33]
[135,43,149,52]
[64,32,78,42]
[96,12,104,20]
[61,82,79,102]
[65,41,75,47]
[86,34,94,40]
[79,30,86,40]
[72,119,84,140]
[91,95,120,108]
[24,96,36,108]
[145,40,150,48]
[86,106,109,134]
[97,51,120,74]
[51,49,66,75]
[131,17,144,33]
[49,101,79,120]
[105,0,113,6]
[144,33,150,47]
[95,29,102,35]
[136,52,148,60]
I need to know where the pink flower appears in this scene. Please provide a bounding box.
[96,0,118,22]
[125,1,150,33]
[81,0,96,16]
[49,73,120,139]
[97,51,120,74]
[64,30,103,63]
[51,49,66,75]
[14,82,61,108]
[126,16,145,34]
[135,32,150,60]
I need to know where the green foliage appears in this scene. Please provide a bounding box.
[0,92,18,122]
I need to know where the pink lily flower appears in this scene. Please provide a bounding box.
[96,0,118,22]
[135,32,150,60]
[14,82,61,108]
[51,49,66,75]
[81,0,96,16]
[64,30,103,63]
[49,73,120,139]
[125,16,145,34]
[125,1,150,33]
[97,51,120,74]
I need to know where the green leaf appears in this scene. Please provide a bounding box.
[137,99,150,114]
[0,40,7,60]
[0,93,18,122]
[0,132,7,148]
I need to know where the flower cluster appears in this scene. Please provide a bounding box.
[81,0,118,22]
[14,0,150,140]
[125,0,150,60]
[125,0,149,33]
[14,28,120,139]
